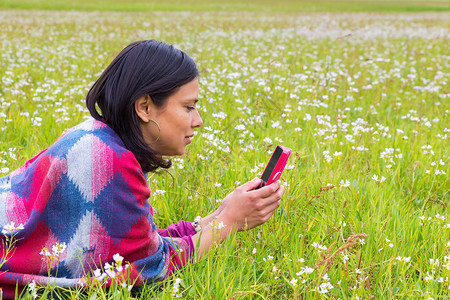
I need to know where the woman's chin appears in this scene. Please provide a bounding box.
[165,148,186,157]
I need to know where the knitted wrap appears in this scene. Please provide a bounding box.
[0,118,196,298]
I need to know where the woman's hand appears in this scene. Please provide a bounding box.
[192,178,284,259]
[218,177,284,231]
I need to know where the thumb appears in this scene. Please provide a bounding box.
[241,177,262,191]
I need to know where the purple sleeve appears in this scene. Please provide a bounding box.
[158,220,197,238]
[157,220,197,258]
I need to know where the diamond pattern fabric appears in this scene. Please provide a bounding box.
[0,118,196,298]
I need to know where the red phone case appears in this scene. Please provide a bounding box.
[256,145,291,189]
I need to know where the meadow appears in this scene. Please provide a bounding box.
[0,4,449,300]
[0,0,448,12]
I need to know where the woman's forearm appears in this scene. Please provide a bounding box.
[197,210,220,229]
[191,213,236,260]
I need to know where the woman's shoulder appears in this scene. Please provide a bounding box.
[49,118,130,158]
[33,117,145,192]
[60,118,122,144]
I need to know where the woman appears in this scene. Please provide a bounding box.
[0,40,284,297]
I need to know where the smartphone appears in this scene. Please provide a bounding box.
[256,145,291,189]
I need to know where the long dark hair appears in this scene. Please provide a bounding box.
[86,40,199,172]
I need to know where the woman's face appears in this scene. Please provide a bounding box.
[138,78,203,156]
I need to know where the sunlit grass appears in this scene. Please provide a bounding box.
[0,0,448,12]
[0,8,449,299]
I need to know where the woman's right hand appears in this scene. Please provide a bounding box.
[192,178,285,259]
[217,178,284,232]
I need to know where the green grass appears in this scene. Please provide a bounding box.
[0,7,449,300]
[0,0,448,12]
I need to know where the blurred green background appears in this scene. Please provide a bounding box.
[0,0,448,12]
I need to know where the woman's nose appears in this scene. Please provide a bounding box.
[192,110,203,128]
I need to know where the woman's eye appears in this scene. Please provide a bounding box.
[187,106,195,111]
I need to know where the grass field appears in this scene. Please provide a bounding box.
[0,0,448,12]
[0,2,449,299]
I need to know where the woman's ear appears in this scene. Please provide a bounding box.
[135,95,153,123]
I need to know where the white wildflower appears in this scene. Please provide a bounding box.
[342,254,349,264]
[113,253,124,263]
[28,280,38,299]
[51,242,67,256]
[263,137,273,144]
[217,221,226,229]
[2,222,25,234]
[290,277,298,286]
[339,179,350,187]
[39,248,52,257]
[173,277,183,298]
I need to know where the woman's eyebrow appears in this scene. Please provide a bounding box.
[182,98,198,103]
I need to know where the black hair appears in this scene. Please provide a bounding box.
[86,40,199,172]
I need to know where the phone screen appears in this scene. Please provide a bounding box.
[261,146,283,183]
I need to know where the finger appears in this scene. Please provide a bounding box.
[240,177,263,192]
[261,199,281,216]
[252,180,281,198]
[253,185,284,213]
[259,184,284,207]
[260,202,280,223]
